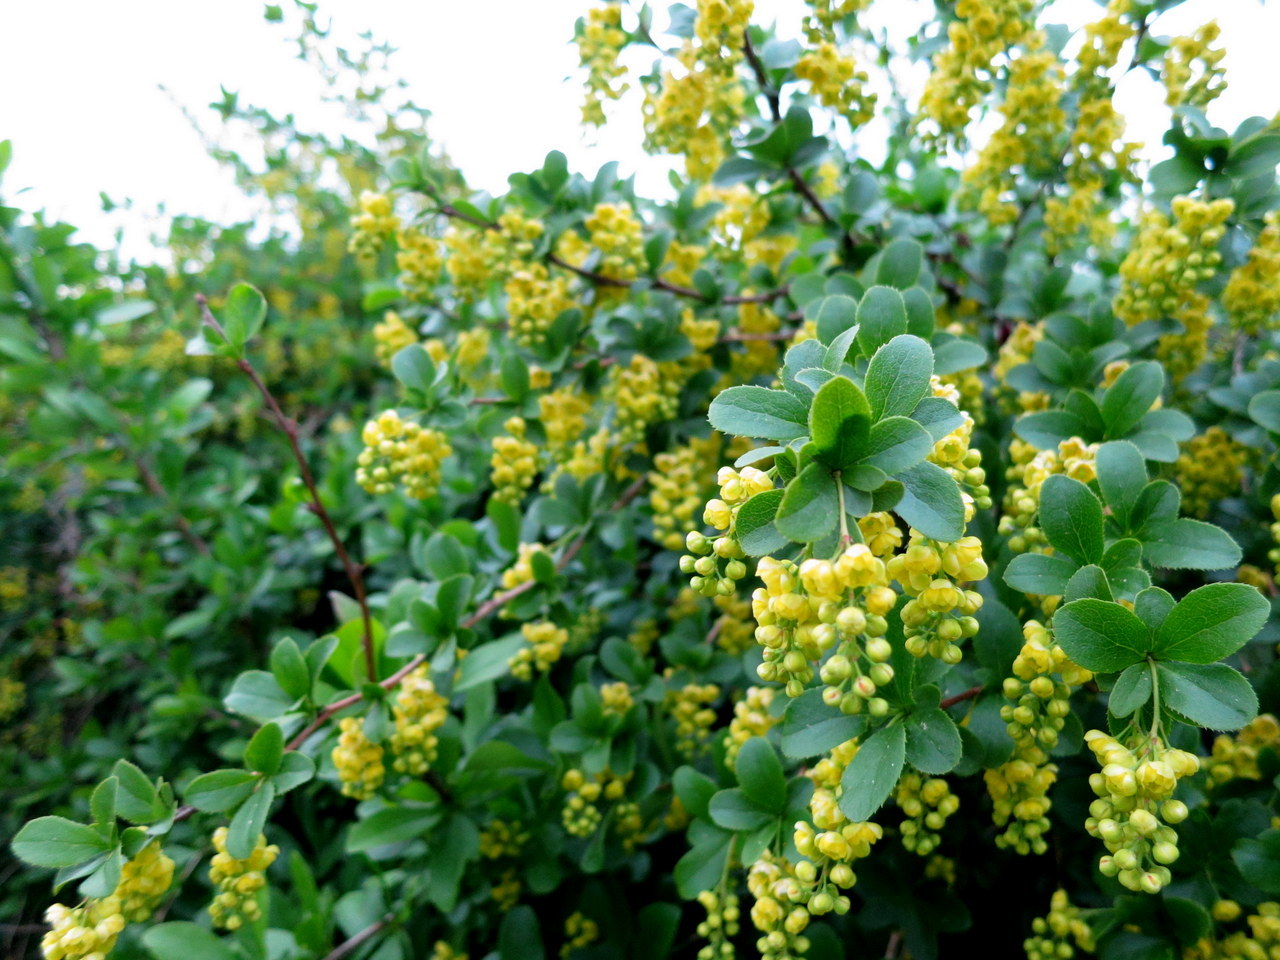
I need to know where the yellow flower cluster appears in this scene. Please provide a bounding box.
[642,42,744,180]
[663,240,707,288]
[41,899,126,960]
[994,322,1050,413]
[479,818,531,860]
[357,410,453,499]
[681,465,770,597]
[961,46,1065,226]
[432,943,469,960]
[506,263,575,348]
[801,0,870,42]
[1164,21,1227,109]
[561,768,629,836]
[895,773,959,856]
[115,840,175,922]
[539,387,592,456]
[1224,212,1280,334]
[608,353,681,446]
[987,620,1091,854]
[208,827,279,930]
[1113,195,1232,355]
[444,210,544,300]
[396,227,444,301]
[585,202,645,284]
[510,620,570,680]
[1024,889,1095,960]
[747,852,817,960]
[1046,0,1139,253]
[696,888,741,960]
[667,681,721,757]
[1206,714,1280,787]
[0,675,26,723]
[1000,437,1099,558]
[333,716,385,799]
[349,191,400,265]
[561,912,601,957]
[757,545,898,701]
[577,4,629,126]
[373,310,418,366]
[1187,902,1280,959]
[794,42,875,127]
[888,535,987,663]
[651,434,722,551]
[390,665,448,776]
[500,542,550,599]
[1176,427,1248,519]
[858,512,903,558]
[490,417,540,505]
[726,301,784,387]
[917,0,1037,150]
[600,680,634,717]
[1084,728,1197,893]
[725,685,778,766]
[927,377,992,510]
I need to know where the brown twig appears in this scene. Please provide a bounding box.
[320,915,394,960]
[743,33,782,123]
[939,684,983,710]
[197,294,377,682]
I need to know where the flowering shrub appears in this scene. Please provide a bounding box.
[7,2,1280,959]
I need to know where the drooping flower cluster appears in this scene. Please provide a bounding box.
[41,899,126,960]
[510,620,570,680]
[986,620,1092,854]
[794,42,875,128]
[357,409,453,499]
[1000,437,1100,559]
[1084,728,1197,893]
[681,465,771,598]
[1023,889,1096,960]
[576,3,629,126]
[725,685,779,766]
[561,768,630,836]
[667,680,722,757]
[651,434,722,551]
[114,840,175,922]
[348,190,400,265]
[373,310,418,365]
[389,665,449,775]
[1176,427,1249,518]
[1163,21,1227,109]
[1223,211,1280,334]
[333,716,385,799]
[208,828,280,930]
[887,535,987,664]
[894,772,959,856]
[396,226,445,301]
[490,417,540,505]
[1206,714,1280,788]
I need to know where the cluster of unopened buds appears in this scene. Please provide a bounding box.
[1084,728,1196,893]
[208,828,279,930]
[681,466,773,597]
[887,535,986,663]
[356,410,452,499]
[895,772,959,856]
[561,768,629,837]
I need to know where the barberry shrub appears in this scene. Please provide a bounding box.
[8,2,1280,959]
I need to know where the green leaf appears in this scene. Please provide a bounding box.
[1135,587,1177,633]
[269,637,311,701]
[184,769,258,813]
[392,342,438,395]
[1140,518,1242,571]
[1013,410,1090,450]
[903,709,962,775]
[90,777,117,827]
[1233,830,1280,894]
[861,416,933,475]
[1249,390,1280,433]
[735,489,790,556]
[1096,441,1148,530]
[143,923,238,960]
[1053,598,1152,673]
[12,816,112,868]
[347,805,442,852]
[932,339,987,376]
[875,238,924,289]
[910,396,965,442]
[902,287,935,339]
[113,761,160,824]
[1102,361,1163,439]
[454,634,525,691]
[224,670,295,722]
[708,385,810,441]
[808,294,859,343]
[1157,661,1258,730]
[863,334,934,420]
[1109,664,1153,717]
[244,722,285,776]
[1038,475,1105,565]
[736,738,787,813]
[270,752,316,794]
[675,826,734,897]
[776,463,839,543]
[226,783,275,859]
[855,286,909,356]
[1004,552,1077,596]
[838,722,906,821]
[709,789,773,832]
[780,689,865,759]
[673,766,718,821]
[222,282,267,352]
[1153,582,1270,663]
[809,376,870,469]
[894,462,964,542]
[1063,564,1113,603]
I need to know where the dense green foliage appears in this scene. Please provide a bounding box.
[6,3,1280,960]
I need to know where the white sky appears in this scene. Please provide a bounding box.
[1,0,1276,259]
